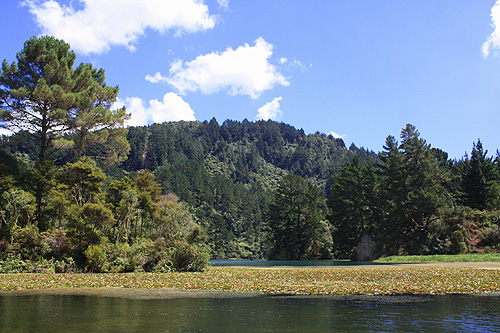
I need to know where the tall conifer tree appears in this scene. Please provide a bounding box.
[0,36,128,227]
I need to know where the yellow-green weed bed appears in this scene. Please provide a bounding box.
[1,267,500,295]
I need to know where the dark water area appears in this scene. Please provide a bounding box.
[1,294,500,332]
[209,259,386,267]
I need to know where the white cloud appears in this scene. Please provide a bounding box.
[144,72,164,84]
[483,0,500,57]
[115,93,195,127]
[328,131,346,139]
[256,97,283,121]
[279,57,309,72]
[217,0,229,10]
[23,0,218,54]
[150,92,196,123]
[147,37,289,99]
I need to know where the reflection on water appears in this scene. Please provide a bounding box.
[1,294,499,332]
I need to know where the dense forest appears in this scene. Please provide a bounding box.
[1,36,499,273]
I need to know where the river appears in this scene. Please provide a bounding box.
[1,293,499,332]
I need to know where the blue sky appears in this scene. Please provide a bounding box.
[2,0,500,160]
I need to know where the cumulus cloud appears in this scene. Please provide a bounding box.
[115,93,195,127]
[150,92,196,123]
[483,0,500,57]
[328,130,346,139]
[146,37,289,99]
[256,97,283,121]
[23,0,217,54]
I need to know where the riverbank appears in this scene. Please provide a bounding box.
[1,263,500,298]
[375,253,500,263]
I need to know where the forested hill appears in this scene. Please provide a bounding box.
[118,119,377,258]
[123,118,377,193]
[0,117,377,260]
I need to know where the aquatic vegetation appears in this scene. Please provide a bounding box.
[1,267,500,295]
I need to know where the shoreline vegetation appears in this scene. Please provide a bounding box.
[375,253,500,263]
[1,263,500,298]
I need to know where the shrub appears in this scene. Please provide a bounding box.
[41,228,71,260]
[0,253,29,273]
[10,225,44,261]
[84,244,108,272]
[168,241,209,272]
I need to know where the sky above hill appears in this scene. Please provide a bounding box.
[2,0,500,159]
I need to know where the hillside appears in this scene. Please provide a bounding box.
[123,118,376,192]
[119,119,377,258]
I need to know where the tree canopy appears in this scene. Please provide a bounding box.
[267,174,330,260]
[0,36,128,164]
[0,36,129,228]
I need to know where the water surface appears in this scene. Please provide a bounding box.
[1,294,499,332]
[209,259,387,267]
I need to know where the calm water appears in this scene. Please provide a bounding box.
[209,259,387,267]
[1,294,499,332]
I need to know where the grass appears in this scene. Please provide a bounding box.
[1,266,500,295]
[375,253,500,263]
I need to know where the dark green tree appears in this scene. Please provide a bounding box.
[378,124,452,254]
[0,36,128,163]
[459,140,498,210]
[267,174,325,260]
[329,156,379,259]
[57,157,106,207]
[0,36,128,227]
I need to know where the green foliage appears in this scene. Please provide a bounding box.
[57,157,106,206]
[0,36,128,163]
[0,188,35,229]
[329,156,379,259]
[267,174,329,260]
[84,244,107,272]
[376,124,453,255]
[155,200,196,241]
[168,241,210,272]
[0,36,128,230]
[458,140,499,210]
[0,253,31,273]
[65,204,105,260]
[375,253,500,263]
[186,225,208,244]
[329,124,500,260]
[10,225,44,261]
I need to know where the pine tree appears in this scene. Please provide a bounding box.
[0,36,128,227]
[378,124,452,254]
[328,156,380,259]
[267,174,324,260]
[459,140,497,210]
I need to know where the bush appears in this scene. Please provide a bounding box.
[0,253,30,273]
[41,228,71,260]
[169,241,209,272]
[10,225,44,261]
[0,253,77,273]
[84,244,108,272]
[105,242,145,273]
